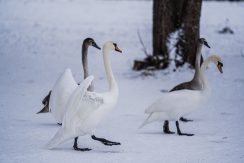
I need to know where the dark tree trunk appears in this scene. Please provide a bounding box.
[133,0,202,71]
[153,0,173,59]
[175,0,202,67]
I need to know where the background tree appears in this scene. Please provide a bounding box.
[133,0,203,71]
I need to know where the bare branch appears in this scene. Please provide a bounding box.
[137,30,149,57]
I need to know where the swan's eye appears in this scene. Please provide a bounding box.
[218,61,223,67]
[198,38,205,43]
[113,43,117,48]
[217,61,223,73]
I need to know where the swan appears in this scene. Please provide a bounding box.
[163,38,211,134]
[170,38,210,91]
[46,41,122,151]
[140,55,223,136]
[37,38,101,125]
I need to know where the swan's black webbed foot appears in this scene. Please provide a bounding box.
[178,132,194,136]
[176,121,194,136]
[73,146,92,151]
[163,120,175,134]
[57,123,62,126]
[73,137,91,151]
[91,135,121,146]
[180,117,193,122]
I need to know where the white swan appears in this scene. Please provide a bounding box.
[140,55,223,136]
[46,41,122,151]
[37,38,101,124]
[163,38,211,133]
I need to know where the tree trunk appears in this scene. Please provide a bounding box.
[175,0,202,67]
[133,0,202,71]
[153,0,173,58]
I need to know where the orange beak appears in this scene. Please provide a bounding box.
[115,46,122,53]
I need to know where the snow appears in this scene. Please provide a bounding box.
[0,0,244,163]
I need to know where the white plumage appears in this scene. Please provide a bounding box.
[46,41,121,149]
[49,68,77,124]
[140,90,205,128]
[140,55,223,134]
[46,75,94,148]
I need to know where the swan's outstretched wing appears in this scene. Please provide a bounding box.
[145,90,203,114]
[49,68,77,123]
[62,75,94,127]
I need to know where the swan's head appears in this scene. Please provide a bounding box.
[103,41,122,53]
[210,55,223,73]
[198,38,210,48]
[84,38,101,50]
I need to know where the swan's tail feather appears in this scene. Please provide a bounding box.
[37,105,49,114]
[37,91,51,114]
[42,91,51,105]
[45,128,68,149]
[139,113,153,129]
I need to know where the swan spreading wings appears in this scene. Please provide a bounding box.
[46,41,122,151]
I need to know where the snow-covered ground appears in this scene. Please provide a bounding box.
[0,0,244,162]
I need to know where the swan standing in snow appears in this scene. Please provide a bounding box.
[140,55,223,136]
[163,38,211,134]
[37,38,101,125]
[46,41,122,151]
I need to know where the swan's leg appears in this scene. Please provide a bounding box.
[180,117,193,122]
[163,120,175,134]
[73,137,91,151]
[91,135,121,146]
[176,121,194,136]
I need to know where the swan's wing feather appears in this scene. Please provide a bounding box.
[145,90,202,114]
[49,68,77,123]
[70,91,104,129]
[169,81,191,92]
[82,92,104,106]
[62,75,94,127]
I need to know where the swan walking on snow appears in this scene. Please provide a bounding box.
[140,55,223,136]
[46,41,122,151]
[164,38,210,134]
[37,38,101,125]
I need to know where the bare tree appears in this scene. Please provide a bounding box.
[133,0,203,71]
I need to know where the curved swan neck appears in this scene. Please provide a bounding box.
[103,48,118,93]
[200,57,213,91]
[195,44,202,70]
[192,43,203,81]
[82,43,94,91]
[201,57,213,74]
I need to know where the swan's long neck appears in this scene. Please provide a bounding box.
[200,57,212,92]
[103,48,118,93]
[82,43,94,91]
[192,43,203,82]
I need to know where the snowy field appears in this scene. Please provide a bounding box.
[1,0,244,163]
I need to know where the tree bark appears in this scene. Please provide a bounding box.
[175,0,202,67]
[153,0,174,58]
[133,0,203,71]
